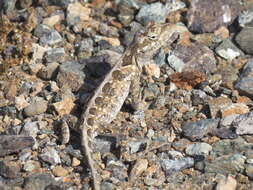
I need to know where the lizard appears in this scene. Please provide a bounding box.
[79,22,188,190]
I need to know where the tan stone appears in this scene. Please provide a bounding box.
[129,159,148,181]
[216,176,237,190]
[52,166,69,177]
[221,103,249,118]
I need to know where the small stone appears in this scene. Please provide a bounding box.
[216,176,237,190]
[185,142,212,156]
[56,61,85,92]
[42,14,62,27]
[93,135,117,154]
[75,38,94,59]
[52,97,75,116]
[235,77,253,99]
[215,39,242,61]
[235,27,253,55]
[0,135,35,156]
[160,157,194,176]
[170,71,206,90]
[170,42,217,74]
[143,63,160,78]
[39,147,61,165]
[30,43,48,63]
[23,160,41,172]
[96,36,121,47]
[52,166,69,177]
[66,2,91,25]
[205,154,246,175]
[136,1,185,25]
[166,51,185,72]
[37,62,59,80]
[27,63,44,75]
[44,48,65,63]
[214,26,229,39]
[238,8,253,28]
[241,58,253,78]
[72,157,80,167]
[232,112,253,135]
[23,173,55,190]
[21,121,39,138]
[129,159,148,181]
[187,0,240,33]
[208,97,232,119]
[220,103,249,118]
[15,95,29,111]
[182,119,219,141]
[0,161,21,179]
[191,89,209,106]
[23,100,48,117]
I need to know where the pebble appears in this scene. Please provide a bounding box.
[38,62,59,80]
[23,160,41,172]
[185,143,212,156]
[232,112,253,135]
[0,135,35,156]
[182,119,219,141]
[216,176,237,190]
[235,27,253,55]
[129,159,148,181]
[215,39,242,61]
[72,157,80,167]
[56,61,85,92]
[39,147,61,165]
[66,2,91,25]
[23,173,55,190]
[0,161,21,179]
[44,48,65,63]
[160,157,194,176]
[205,153,246,175]
[52,166,69,177]
[235,77,253,99]
[241,58,253,78]
[187,0,240,33]
[23,100,48,117]
[21,121,39,138]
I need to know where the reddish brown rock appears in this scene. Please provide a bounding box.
[208,97,232,118]
[170,71,206,90]
[187,0,241,33]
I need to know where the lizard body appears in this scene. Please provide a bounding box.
[79,22,188,190]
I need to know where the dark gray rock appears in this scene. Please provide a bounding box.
[160,157,194,176]
[235,77,253,99]
[241,58,253,78]
[191,89,209,106]
[187,0,241,33]
[235,27,253,55]
[23,173,55,190]
[182,119,220,141]
[0,135,35,156]
[56,61,85,92]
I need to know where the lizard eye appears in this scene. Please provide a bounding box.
[148,34,157,40]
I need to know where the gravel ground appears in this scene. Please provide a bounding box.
[0,0,253,189]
